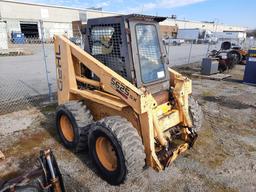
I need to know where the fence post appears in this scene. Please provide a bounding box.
[39,20,53,102]
[163,41,171,65]
[187,41,193,65]
[206,42,211,57]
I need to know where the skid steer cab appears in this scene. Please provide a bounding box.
[54,14,203,185]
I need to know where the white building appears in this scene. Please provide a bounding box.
[0,0,119,39]
[0,0,247,40]
[161,18,247,33]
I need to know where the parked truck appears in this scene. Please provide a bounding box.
[214,31,246,44]
[162,37,185,46]
[177,28,217,44]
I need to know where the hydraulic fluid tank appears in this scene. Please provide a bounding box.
[243,48,256,84]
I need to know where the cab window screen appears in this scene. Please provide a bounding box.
[88,24,128,78]
[91,26,115,55]
[135,24,165,84]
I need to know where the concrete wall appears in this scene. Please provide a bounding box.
[0,1,119,40]
[43,22,73,39]
[0,1,79,22]
[4,19,21,36]
[0,22,8,50]
[0,1,118,22]
[0,1,79,39]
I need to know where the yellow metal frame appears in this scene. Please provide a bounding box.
[54,35,194,171]
[0,150,5,160]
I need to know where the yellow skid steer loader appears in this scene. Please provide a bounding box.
[54,14,202,185]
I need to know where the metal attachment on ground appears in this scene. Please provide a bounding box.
[0,151,5,160]
[208,41,248,73]
[0,149,65,192]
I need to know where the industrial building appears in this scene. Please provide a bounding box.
[0,0,118,40]
[0,0,247,41]
[161,19,247,33]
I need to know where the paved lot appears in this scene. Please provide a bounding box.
[0,44,56,96]
[0,44,56,113]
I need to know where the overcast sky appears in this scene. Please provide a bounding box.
[14,0,256,29]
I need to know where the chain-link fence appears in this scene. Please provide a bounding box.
[0,19,256,114]
[0,19,86,114]
[1,21,51,114]
[165,38,256,67]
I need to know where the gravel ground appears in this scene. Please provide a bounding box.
[0,65,256,192]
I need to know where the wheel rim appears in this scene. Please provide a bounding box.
[60,114,74,142]
[95,136,117,171]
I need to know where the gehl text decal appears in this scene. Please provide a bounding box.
[56,45,63,91]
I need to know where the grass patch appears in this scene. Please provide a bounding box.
[40,102,57,113]
[202,90,215,97]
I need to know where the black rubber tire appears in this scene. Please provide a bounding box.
[227,50,241,64]
[56,101,93,152]
[88,116,145,185]
[15,186,43,192]
[209,49,218,57]
[188,96,203,132]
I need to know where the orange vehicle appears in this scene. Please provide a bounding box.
[54,14,203,185]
